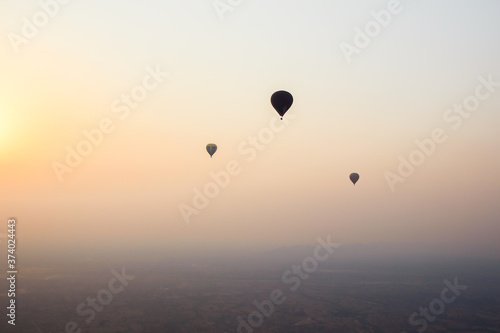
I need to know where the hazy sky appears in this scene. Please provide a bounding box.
[1,0,499,258]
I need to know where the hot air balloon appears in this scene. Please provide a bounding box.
[271,90,293,120]
[206,143,217,158]
[349,173,359,185]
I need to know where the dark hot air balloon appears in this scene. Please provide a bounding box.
[206,143,217,158]
[271,90,293,120]
[349,173,359,185]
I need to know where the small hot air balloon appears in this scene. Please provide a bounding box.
[349,173,359,185]
[206,143,217,158]
[271,90,293,120]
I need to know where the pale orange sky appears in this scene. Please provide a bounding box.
[1,0,499,259]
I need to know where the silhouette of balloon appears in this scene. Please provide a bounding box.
[271,91,293,120]
[206,143,217,158]
[349,173,359,185]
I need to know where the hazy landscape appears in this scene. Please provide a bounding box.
[2,245,499,332]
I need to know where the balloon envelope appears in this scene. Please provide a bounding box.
[206,143,217,158]
[271,91,293,119]
[349,173,359,185]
